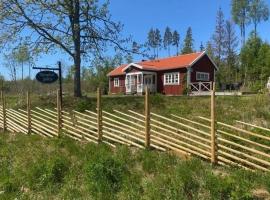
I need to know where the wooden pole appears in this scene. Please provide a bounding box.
[1,91,6,132]
[97,87,102,142]
[145,87,150,148]
[211,82,217,164]
[57,89,62,136]
[27,91,31,134]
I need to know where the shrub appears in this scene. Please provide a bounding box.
[28,156,69,190]
[75,98,93,112]
[137,150,159,174]
[85,156,129,199]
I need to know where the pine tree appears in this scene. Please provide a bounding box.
[231,0,251,46]
[163,27,173,56]
[212,7,226,68]
[181,27,194,54]
[249,0,269,38]
[147,28,156,58]
[206,41,215,59]
[172,30,180,55]
[200,42,205,51]
[224,20,239,84]
[154,28,162,58]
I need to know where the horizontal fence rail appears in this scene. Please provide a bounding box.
[0,85,270,172]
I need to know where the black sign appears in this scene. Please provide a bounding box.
[36,70,58,84]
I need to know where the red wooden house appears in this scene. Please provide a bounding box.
[108,51,217,95]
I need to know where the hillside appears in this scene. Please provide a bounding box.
[0,133,270,199]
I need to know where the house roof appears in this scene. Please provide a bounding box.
[108,51,215,76]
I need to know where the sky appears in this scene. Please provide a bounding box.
[1,0,270,80]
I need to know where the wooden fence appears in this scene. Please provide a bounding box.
[0,86,270,172]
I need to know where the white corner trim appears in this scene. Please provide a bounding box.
[122,63,144,72]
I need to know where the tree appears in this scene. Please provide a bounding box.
[181,27,194,54]
[223,20,239,84]
[212,7,226,68]
[4,51,19,91]
[154,29,162,58]
[147,28,156,58]
[172,30,180,55]
[249,0,269,38]
[206,41,215,59]
[200,42,205,51]
[0,0,127,97]
[13,44,31,80]
[240,32,263,87]
[231,0,251,46]
[163,27,173,56]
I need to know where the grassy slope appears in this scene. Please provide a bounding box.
[0,133,270,200]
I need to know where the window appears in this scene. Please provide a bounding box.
[114,78,120,87]
[164,72,180,85]
[196,72,209,81]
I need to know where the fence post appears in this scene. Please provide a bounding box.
[97,87,102,142]
[1,91,6,132]
[27,91,31,134]
[57,89,62,136]
[211,82,217,164]
[145,87,150,148]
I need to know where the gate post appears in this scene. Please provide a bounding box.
[1,91,6,132]
[97,88,102,142]
[145,87,150,148]
[211,82,217,164]
[27,91,31,134]
[57,89,62,137]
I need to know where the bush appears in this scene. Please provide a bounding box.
[75,98,94,112]
[85,156,129,199]
[28,156,69,190]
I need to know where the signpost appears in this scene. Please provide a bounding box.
[33,61,63,108]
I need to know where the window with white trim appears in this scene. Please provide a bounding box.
[164,72,180,85]
[196,72,209,81]
[114,78,120,87]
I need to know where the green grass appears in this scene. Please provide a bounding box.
[0,133,270,199]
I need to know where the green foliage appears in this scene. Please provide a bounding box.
[181,27,194,54]
[240,32,270,91]
[163,26,173,56]
[75,98,94,112]
[85,145,130,199]
[28,156,69,190]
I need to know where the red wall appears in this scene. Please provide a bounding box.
[157,68,187,95]
[190,55,215,82]
[109,75,126,94]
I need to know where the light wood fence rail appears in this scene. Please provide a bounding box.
[0,86,270,172]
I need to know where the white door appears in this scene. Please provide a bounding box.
[125,75,136,93]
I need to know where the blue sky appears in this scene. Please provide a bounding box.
[1,0,270,79]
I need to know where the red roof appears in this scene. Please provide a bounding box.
[108,52,205,76]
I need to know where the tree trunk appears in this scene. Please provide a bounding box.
[73,0,82,97]
[74,53,81,97]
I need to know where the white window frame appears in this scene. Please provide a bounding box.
[196,72,210,81]
[114,77,120,87]
[164,72,180,85]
